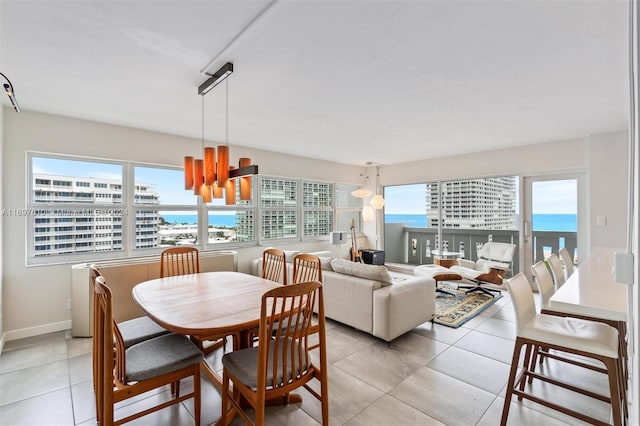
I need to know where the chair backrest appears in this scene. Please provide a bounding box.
[256,281,325,391]
[291,253,322,284]
[160,246,200,278]
[547,253,565,289]
[478,242,517,263]
[505,272,537,335]
[530,260,555,308]
[262,248,287,285]
[558,247,575,280]
[93,276,126,383]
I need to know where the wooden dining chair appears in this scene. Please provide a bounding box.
[89,264,170,406]
[160,246,200,278]
[159,247,228,354]
[221,281,329,426]
[291,253,322,284]
[261,248,287,284]
[546,253,566,289]
[93,275,203,426]
[501,273,624,426]
[558,247,576,280]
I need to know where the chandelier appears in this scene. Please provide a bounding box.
[184,62,258,204]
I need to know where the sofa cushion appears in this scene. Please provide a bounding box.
[330,258,393,286]
[283,250,300,262]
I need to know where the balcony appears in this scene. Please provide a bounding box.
[384,224,577,277]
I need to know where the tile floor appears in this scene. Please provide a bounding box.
[0,290,616,426]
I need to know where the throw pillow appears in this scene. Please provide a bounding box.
[283,250,300,262]
[330,258,393,286]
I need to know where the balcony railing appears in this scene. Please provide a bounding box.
[384,224,577,277]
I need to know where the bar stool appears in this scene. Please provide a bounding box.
[501,273,624,426]
[530,260,629,403]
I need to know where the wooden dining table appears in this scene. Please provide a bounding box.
[131,271,283,387]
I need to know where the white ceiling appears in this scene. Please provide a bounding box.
[0,0,630,166]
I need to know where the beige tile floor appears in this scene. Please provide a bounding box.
[0,290,616,426]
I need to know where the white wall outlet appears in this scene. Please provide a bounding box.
[596,216,607,227]
[67,299,72,310]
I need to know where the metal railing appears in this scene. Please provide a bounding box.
[383,224,577,277]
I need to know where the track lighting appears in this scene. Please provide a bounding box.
[1,72,20,113]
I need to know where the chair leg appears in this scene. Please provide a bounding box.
[603,357,623,426]
[501,338,525,426]
[221,369,230,426]
[194,365,201,426]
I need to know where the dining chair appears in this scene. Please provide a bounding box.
[160,247,229,354]
[221,281,329,426]
[261,248,287,284]
[291,253,323,284]
[93,275,203,426]
[160,246,200,278]
[546,253,566,289]
[501,272,624,426]
[530,260,628,409]
[558,247,576,280]
[89,264,171,405]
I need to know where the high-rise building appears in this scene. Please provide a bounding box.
[425,177,517,229]
[32,174,160,256]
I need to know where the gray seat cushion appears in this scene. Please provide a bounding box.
[119,316,171,348]
[222,339,310,389]
[125,334,203,382]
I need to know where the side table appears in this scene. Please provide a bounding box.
[431,250,461,268]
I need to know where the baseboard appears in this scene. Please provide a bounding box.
[2,320,72,343]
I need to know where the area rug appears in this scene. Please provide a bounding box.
[434,286,502,328]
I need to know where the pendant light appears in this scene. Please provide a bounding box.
[185,62,259,202]
[351,163,372,198]
[370,165,385,209]
[239,157,252,200]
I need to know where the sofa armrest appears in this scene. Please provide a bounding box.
[372,276,435,342]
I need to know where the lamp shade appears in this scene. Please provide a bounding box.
[351,188,372,198]
[212,182,224,198]
[239,157,252,201]
[193,159,204,195]
[370,194,385,209]
[225,166,236,205]
[204,147,216,185]
[201,184,212,203]
[362,206,374,222]
[184,156,194,190]
[217,145,229,185]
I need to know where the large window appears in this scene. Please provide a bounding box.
[383,176,519,269]
[26,153,353,264]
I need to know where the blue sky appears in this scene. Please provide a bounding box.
[34,157,577,215]
[384,179,577,215]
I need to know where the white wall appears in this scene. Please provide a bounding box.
[1,110,631,342]
[1,110,360,340]
[379,131,630,252]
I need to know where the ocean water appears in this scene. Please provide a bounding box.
[162,214,236,227]
[384,213,577,232]
[163,213,577,232]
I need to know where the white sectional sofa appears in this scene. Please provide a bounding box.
[253,251,435,342]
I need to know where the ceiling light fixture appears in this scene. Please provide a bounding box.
[351,164,372,198]
[1,72,20,113]
[185,62,258,204]
[198,62,234,96]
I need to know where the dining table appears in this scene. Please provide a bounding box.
[131,271,283,388]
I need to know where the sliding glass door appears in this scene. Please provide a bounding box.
[521,174,585,283]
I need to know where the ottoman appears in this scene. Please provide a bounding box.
[415,264,462,296]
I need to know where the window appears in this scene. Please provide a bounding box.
[28,156,124,261]
[303,182,333,237]
[260,178,298,240]
[27,153,357,264]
